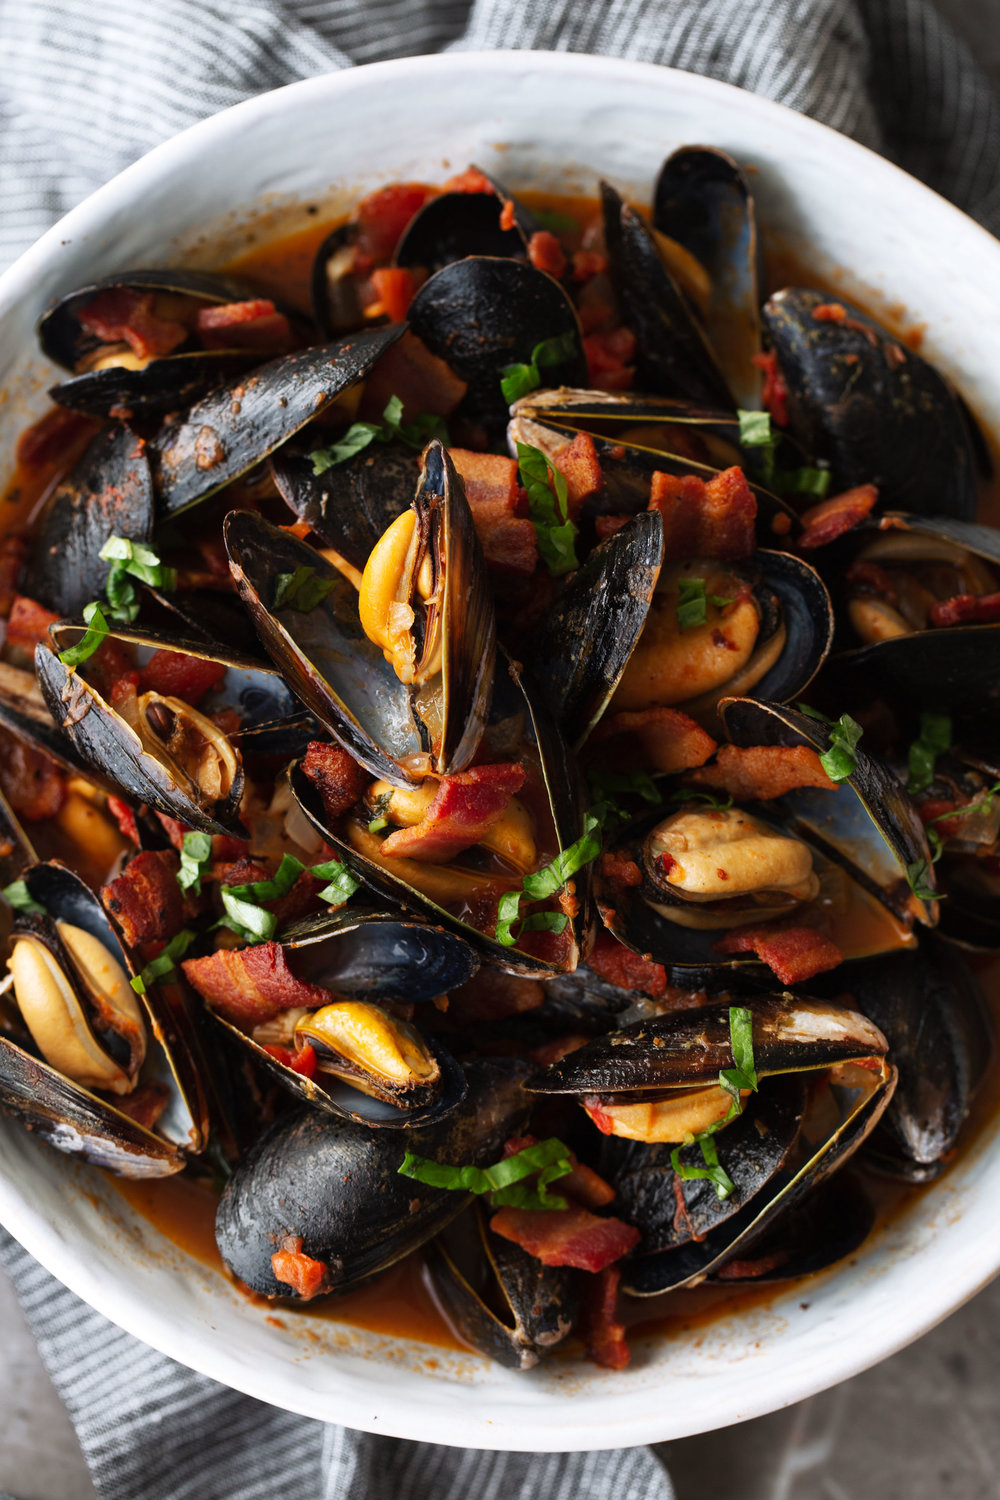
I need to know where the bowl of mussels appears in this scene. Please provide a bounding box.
[0,51,999,1450]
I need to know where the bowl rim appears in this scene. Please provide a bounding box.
[2,48,1000,1451]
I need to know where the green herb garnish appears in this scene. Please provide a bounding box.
[367,791,393,835]
[906,859,939,902]
[2,880,44,915]
[495,812,601,948]
[99,536,176,624]
[797,703,864,783]
[500,331,579,404]
[920,777,1000,865]
[272,566,336,613]
[398,1136,574,1212]
[216,854,360,943]
[309,858,361,909]
[130,928,197,994]
[177,831,213,896]
[676,576,734,631]
[668,787,734,812]
[516,439,579,576]
[217,887,278,945]
[532,208,580,235]
[907,711,952,795]
[670,1006,759,1201]
[57,601,110,666]
[308,394,449,474]
[737,409,830,499]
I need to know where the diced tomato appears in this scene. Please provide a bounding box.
[584,327,636,391]
[107,795,141,847]
[270,1236,331,1299]
[599,852,643,888]
[77,288,188,359]
[527,230,567,280]
[368,267,415,323]
[812,302,848,323]
[0,738,65,822]
[5,595,58,655]
[441,168,493,194]
[594,514,632,540]
[195,299,293,353]
[359,330,467,422]
[571,250,609,282]
[499,198,516,232]
[587,929,667,997]
[138,650,226,707]
[752,351,789,427]
[355,182,435,267]
[581,1267,630,1370]
[15,408,96,470]
[262,1042,317,1079]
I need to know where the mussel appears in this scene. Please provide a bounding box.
[394,173,537,274]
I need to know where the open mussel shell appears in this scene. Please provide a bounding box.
[271,440,418,572]
[214,1058,531,1297]
[152,323,405,517]
[23,424,154,618]
[527,511,664,750]
[288,651,587,977]
[762,288,977,519]
[653,146,762,409]
[311,224,363,339]
[0,660,117,792]
[394,176,534,274]
[704,1172,875,1284]
[817,944,993,1181]
[601,181,734,411]
[228,440,495,784]
[408,256,586,437]
[0,861,202,1176]
[34,628,281,835]
[427,1202,577,1371]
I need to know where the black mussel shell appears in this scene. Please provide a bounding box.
[762,288,977,519]
[23,424,154,618]
[705,1172,875,1283]
[427,1202,577,1371]
[311,224,363,340]
[0,660,113,790]
[152,324,405,517]
[280,906,478,1000]
[271,440,419,572]
[214,1058,531,1297]
[394,180,532,274]
[408,257,586,437]
[601,181,733,410]
[653,146,762,409]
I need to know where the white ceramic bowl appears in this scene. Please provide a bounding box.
[1,51,999,1452]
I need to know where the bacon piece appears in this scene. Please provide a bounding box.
[0,541,26,619]
[138,650,226,707]
[380,763,526,862]
[101,850,196,947]
[691,744,836,800]
[581,1266,630,1370]
[587,929,667,997]
[368,267,415,323]
[6,595,58,654]
[847,558,898,602]
[182,943,330,1028]
[502,1134,616,1211]
[649,466,757,560]
[584,327,636,391]
[594,514,632,541]
[571,250,609,282]
[270,1235,333,1299]
[599,852,643,887]
[355,182,434,267]
[196,299,293,353]
[114,1081,170,1131]
[448,970,544,1022]
[930,592,1000,628]
[552,433,603,520]
[15,408,96,470]
[530,1033,591,1067]
[107,795,140,847]
[0,741,63,822]
[490,1204,640,1271]
[499,198,516,232]
[798,484,878,550]
[589,707,717,774]
[78,288,188,359]
[359,330,467,422]
[441,168,492,194]
[752,350,789,427]
[448,450,538,576]
[714,923,844,984]
[221,856,318,929]
[527,230,567,280]
[300,741,368,824]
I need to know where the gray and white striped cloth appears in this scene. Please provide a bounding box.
[0,1,998,1496]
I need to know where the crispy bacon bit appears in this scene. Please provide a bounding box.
[649,466,757,560]
[139,650,226,707]
[571,249,609,282]
[78,288,188,359]
[581,1267,630,1370]
[587,929,667,996]
[300,741,369,824]
[499,198,516,232]
[448,449,538,576]
[359,330,467,422]
[691,744,836,800]
[196,299,293,353]
[441,168,492,194]
[354,182,435,267]
[6,595,58,655]
[599,852,643,888]
[714,1251,788,1280]
[448,970,545,1022]
[380,763,526,862]
[270,1235,333,1299]
[107,795,140,846]
[368,267,415,323]
[261,1042,318,1079]
[812,302,847,323]
[551,433,603,519]
[502,1134,617,1211]
[584,327,636,392]
[930,592,1000,628]
[530,1033,591,1067]
[590,707,717,774]
[0,738,65,822]
[527,230,567,280]
[490,1204,640,1272]
[798,484,878,550]
[714,923,844,984]
[114,1081,170,1131]
[594,514,633,540]
[752,350,789,428]
[101,850,197,947]
[15,407,96,470]
[182,943,329,1028]
[847,558,898,602]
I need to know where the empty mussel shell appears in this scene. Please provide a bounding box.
[271,440,419,572]
[394,175,534,274]
[704,1171,875,1283]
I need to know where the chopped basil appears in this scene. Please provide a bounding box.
[272,566,336,613]
[367,791,393,835]
[907,711,952,795]
[779,466,831,500]
[217,887,278,945]
[308,394,449,474]
[130,928,197,994]
[177,831,213,896]
[676,576,734,631]
[310,858,361,908]
[515,439,579,577]
[99,536,176,624]
[217,854,360,942]
[500,331,579,404]
[587,769,662,829]
[718,1005,757,1111]
[797,703,863,782]
[921,777,1000,863]
[671,1131,736,1201]
[398,1136,574,1212]
[736,408,830,499]
[496,813,600,947]
[906,858,939,902]
[737,409,772,449]
[2,879,45,915]
[226,853,306,904]
[668,787,734,812]
[532,208,580,235]
[57,601,110,666]
[670,1007,759,1202]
